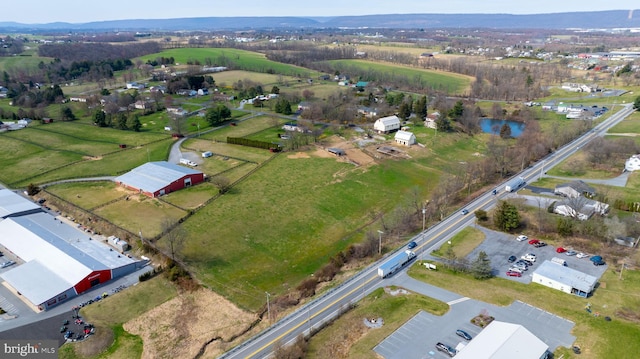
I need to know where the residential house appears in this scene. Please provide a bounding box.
[126,82,145,90]
[625,154,640,172]
[553,198,609,220]
[394,131,416,146]
[373,115,401,134]
[297,101,312,112]
[424,111,440,129]
[134,100,154,110]
[0,86,8,98]
[554,180,596,198]
[358,106,379,118]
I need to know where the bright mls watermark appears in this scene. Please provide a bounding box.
[1,340,57,358]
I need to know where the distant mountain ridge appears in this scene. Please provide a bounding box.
[1,10,639,31]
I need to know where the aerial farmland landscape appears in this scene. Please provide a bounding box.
[1,2,640,359]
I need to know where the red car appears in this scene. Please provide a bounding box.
[506,270,522,277]
[528,239,540,245]
[556,247,566,253]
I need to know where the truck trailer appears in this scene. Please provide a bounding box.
[504,176,526,192]
[377,250,416,278]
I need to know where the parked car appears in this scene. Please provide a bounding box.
[516,235,528,242]
[436,342,457,357]
[508,266,523,273]
[506,270,522,277]
[528,239,539,245]
[521,253,536,262]
[456,329,472,340]
[507,255,517,263]
[576,252,590,259]
[534,241,547,248]
[0,260,15,268]
[565,250,577,256]
[407,241,417,249]
[556,247,567,253]
[591,255,606,266]
[512,262,528,271]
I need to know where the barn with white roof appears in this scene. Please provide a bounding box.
[0,212,147,311]
[114,161,205,197]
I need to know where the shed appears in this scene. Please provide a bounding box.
[373,115,401,134]
[394,130,416,146]
[327,148,346,156]
[532,260,598,297]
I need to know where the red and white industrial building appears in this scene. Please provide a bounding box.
[114,161,205,197]
[0,190,147,311]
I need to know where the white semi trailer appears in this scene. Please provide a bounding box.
[377,250,416,278]
[505,176,526,192]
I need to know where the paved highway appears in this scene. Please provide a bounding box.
[218,104,636,359]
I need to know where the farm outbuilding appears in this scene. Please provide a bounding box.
[394,130,416,146]
[0,212,147,311]
[373,115,401,134]
[114,161,205,197]
[455,321,549,359]
[0,189,43,219]
[532,260,598,297]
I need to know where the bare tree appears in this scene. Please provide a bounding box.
[161,218,187,261]
[211,175,231,194]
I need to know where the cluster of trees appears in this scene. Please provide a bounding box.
[205,104,231,126]
[5,83,65,108]
[93,109,142,131]
[146,56,175,66]
[38,42,160,62]
[0,36,24,56]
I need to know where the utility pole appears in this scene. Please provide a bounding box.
[422,206,426,231]
[265,292,271,322]
[377,230,384,255]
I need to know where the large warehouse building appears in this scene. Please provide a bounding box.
[114,161,205,197]
[0,189,43,218]
[532,260,597,297]
[455,321,549,359]
[0,212,148,311]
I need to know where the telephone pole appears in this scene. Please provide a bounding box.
[265,292,271,322]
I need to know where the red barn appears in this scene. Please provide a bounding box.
[115,161,205,197]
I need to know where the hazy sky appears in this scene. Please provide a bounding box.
[3,1,639,24]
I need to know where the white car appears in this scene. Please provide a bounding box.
[576,252,590,259]
[516,235,528,242]
[508,266,523,273]
[521,253,536,262]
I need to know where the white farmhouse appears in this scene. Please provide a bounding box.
[373,115,401,134]
[394,130,416,146]
[625,154,640,172]
[553,198,609,220]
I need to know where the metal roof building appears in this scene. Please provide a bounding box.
[455,321,549,359]
[114,161,205,197]
[532,260,598,297]
[0,189,42,218]
[0,212,146,311]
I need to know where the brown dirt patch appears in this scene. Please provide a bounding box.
[287,152,311,159]
[123,288,257,359]
[83,156,103,160]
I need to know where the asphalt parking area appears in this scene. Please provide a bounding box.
[467,228,607,284]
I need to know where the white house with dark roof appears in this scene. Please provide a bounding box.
[554,180,595,198]
[625,154,640,172]
[373,115,401,134]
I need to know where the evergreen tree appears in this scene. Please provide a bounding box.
[130,114,142,132]
[60,106,76,121]
[116,113,128,130]
[94,110,107,127]
[493,201,520,232]
[436,117,452,132]
[398,102,412,120]
[448,100,464,121]
[415,95,428,119]
[471,251,493,279]
[633,95,640,111]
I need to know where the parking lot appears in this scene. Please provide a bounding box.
[466,228,608,284]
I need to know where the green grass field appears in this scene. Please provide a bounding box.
[136,48,319,78]
[325,59,472,95]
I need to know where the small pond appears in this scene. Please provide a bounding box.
[480,118,526,137]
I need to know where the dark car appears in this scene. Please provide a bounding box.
[507,255,517,263]
[407,241,417,249]
[534,241,547,248]
[435,342,457,357]
[456,329,472,340]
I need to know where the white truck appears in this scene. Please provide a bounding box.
[377,250,416,278]
[202,151,213,158]
[179,158,197,167]
[505,176,526,192]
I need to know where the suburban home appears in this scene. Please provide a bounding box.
[394,130,416,146]
[297,101,311,111]
[424,111,440,129]
[358,106,379,118]
[553,198,609,220]
[625,154,640,172]
[134,100,154,110]
[125,82,145,90]
[0,86,7,98]
[554,180,596,198]
[282,123,305,133]
[373,115,401,134]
